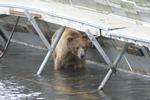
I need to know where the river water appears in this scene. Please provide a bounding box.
[0,43,150,100]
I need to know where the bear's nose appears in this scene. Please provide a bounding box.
[81,55,85,59]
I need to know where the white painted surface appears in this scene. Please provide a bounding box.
[0,0,150,46]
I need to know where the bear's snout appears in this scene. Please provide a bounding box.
[77,48,86,59]
[80,54,85,59]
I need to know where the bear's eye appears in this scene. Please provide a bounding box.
[83,46,86,49]
[76,47,79,50]
[83,46,87,51]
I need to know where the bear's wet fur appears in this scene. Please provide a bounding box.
[52,28,91,70]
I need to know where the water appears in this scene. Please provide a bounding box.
[0,43,150,100]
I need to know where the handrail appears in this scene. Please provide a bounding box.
[0,2,109,31]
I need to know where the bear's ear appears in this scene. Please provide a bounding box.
[67,37,74,42]
[82,35,93,48]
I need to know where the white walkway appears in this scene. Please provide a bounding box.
[0,0,149,47]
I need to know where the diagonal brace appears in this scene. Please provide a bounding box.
[85,29,113,66]
[36,26,65,75]
[0,31,8,42]
[24,10,66,75]
[98,43,129,90]
[85,29,129,90]
[0,16,20,58]
[24,10,51,50]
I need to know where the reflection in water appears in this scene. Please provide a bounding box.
[99,91,112,100]
[53,71,98,100]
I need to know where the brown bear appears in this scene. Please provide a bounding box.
[51,28,91,70]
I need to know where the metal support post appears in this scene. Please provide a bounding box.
[36,26,65,75]
[85,29,112,66]
[0,31,8,42]
[0,16,20,58]
[24,10,51,50]
[85,29,129,90]
[25,10,65,75]
[24,10,64,75]
[98,43,128,90]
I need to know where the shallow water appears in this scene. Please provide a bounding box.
[0,43,150,100]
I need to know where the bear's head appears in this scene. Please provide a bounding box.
[67,36,88,60]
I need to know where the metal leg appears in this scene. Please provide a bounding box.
[24,10,51,50]
[98,43,128,90]
[85,29,129,90]
[85,29,113,66]
[0,31,8,42]
[36,27,65,75]
[24,10,66,75]
[0,16,20,58]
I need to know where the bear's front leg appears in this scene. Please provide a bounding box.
[54,57,65,70]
